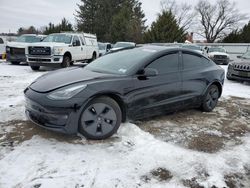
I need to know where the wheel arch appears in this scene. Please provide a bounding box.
[204,80,223,98]
[64,51,72,60]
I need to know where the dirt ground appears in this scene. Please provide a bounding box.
[0,96,250,187]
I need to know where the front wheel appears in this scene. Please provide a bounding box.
[61,56,71,68]
[30,65,40,71]
[201,85,220,112]
[79,97,122,140]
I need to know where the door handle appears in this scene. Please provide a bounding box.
[81,47,83,51]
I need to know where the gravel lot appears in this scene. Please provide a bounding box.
[0,61,249,188]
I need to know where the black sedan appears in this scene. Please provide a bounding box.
[24,46,225,140]
[227,51,250,81]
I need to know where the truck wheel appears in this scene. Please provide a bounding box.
[87,53,96,63]
[30,66,40,71]
[61,56,71,68]
[11,61,20,65]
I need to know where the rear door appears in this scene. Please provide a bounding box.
[180,50,212,106]
[127,51,182,119]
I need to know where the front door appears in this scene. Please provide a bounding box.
[127,51,182,119]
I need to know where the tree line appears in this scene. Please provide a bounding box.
[16,0,249,43]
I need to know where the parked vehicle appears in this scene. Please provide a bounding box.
[24,45,224,140]
[227,51,250,81]
[208,47,230,65]
[109,42,136,53]
[182,44,203,54]
[27,32,99,71]
[0,36,7,59]
[98,42,112,56]
[6,34,45,65]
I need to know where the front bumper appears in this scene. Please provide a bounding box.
[6,52,26,62]
[227,67,250,82]
[27,55,63,67]
[24,87,88,134]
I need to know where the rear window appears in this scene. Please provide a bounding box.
[183,52,211,69]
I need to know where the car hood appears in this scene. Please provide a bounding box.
[29,67,119,93]
[7,42,30,48]
[209,52,229,57]
[28,42,69,48]
[232,58,250,66]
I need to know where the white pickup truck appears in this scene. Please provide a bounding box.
[27,32,99,70]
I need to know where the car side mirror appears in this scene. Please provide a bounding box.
[143,68,158,77]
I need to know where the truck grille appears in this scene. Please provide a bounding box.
[10,47,25,55]
[214,55,227,59]
[29,47,51,55]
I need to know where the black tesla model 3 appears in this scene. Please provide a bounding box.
[24,45,225,140]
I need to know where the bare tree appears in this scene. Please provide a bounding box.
[195,0,247,43]
[161,0,195,32]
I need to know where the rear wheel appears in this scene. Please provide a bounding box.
[61,56,71,68]
[201,84,220,112]
[30,65,40,71]
[11,61,20,65]
[79,97,122,140]
[87,53,96,63]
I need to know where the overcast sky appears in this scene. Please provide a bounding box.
[0,0,249,34]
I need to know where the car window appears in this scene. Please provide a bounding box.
[73,36,81,46]
[147,52,179,74]
[80,36,85,45]
[0,38,4,44]
[182,52,210,69]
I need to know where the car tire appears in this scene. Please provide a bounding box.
[11,61,20,65]
[30,65,40,71]
[61,56,71,68]
[79,97,122,140]
[226,76,233,80]
[201,84,220,112]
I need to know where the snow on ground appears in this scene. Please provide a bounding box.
[0,62,250,188]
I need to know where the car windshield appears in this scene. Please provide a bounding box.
[16,35,41,43]
[98,43,106,50]
[182,45,201,51]
[241,51,250,59]
[113,42,134,48]
[85,48,157,75]
[43,34,72,44]
[209,47,226,53]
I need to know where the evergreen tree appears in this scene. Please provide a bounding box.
[222,21,250,43]
[144,10,186,43]
[75,0,146,43]
[43,18,73,35]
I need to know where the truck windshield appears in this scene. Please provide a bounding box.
[43,34,72,44]
[16,36,41,43]
[209,47,226,53]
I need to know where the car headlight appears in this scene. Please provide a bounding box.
[47,84,87,100]
[53,48,64,55]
